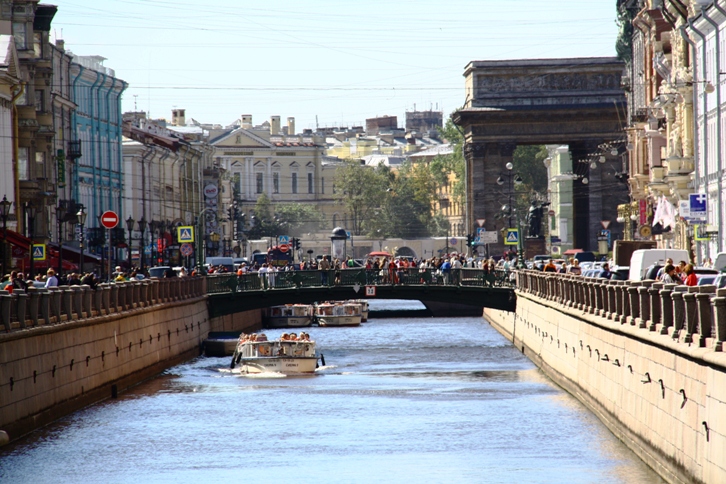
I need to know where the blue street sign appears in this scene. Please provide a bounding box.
[689,193,707,215]
[476,227,487,235]
[278,235,290,245]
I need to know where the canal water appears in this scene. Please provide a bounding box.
[1,301,664,483]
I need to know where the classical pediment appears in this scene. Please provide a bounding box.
[212,127,272,149]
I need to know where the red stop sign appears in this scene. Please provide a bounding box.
[101,211,119,229]
[279,244,289,253]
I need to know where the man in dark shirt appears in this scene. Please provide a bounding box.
[598,263,612,279]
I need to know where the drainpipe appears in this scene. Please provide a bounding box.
[70,65,85,202]
[104,77,117,213]
[708,3,725,252]
[92,71,107,221]
[11,83,25,221]
[688,18,711,257]
[116,81,128,217]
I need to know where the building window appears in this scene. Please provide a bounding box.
[273,172,279,193]
[36,151,45,164]
[308,173,314,194]
[292,173,298,194]
[256,173,263,193]
[18,147,29,180]
[12,22,26,50]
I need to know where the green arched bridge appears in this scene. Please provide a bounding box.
[206,268,516,318]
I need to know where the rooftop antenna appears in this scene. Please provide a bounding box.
[133,94,138,111]
[316,115,319,130]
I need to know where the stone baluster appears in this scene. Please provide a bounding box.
[659,284,676,335]
[620,282,632,325]
[604,283,615,319]
[39,289,50,325]
[696,291,714,347]
[101,285,110,314]
[82,286,93,318]
[93,286,103,315]
[132,282,140,309]
[683,290,698,344]
[110,283,119,313]
[637,283,650,328]
[27,289,40,326]
[61,287,74,321]
[48,287,62,323]
[671,287,686,338]
[623,281,640,326]
[593,280,604,315]
[0,292,11,331]
[566,276,575,307]
[612,282,624,321]
[152,279,159,304]
[72,287,84,319]
[713,297,726,351]
[599,281,609,316]
[16,291,28,328]
[648,282,663,331]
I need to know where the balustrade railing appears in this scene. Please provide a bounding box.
[206,267,515,295]
[515,270,726,351]
[0,277,206,334]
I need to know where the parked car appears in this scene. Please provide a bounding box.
[629,249,690,281]
[610,265,630,281]
[697,275,717,286]
[713,274,726,289]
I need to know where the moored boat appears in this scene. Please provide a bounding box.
[230,333,319,375]
[265,304,314,328]
[315,301,362,327]
[351,299,369,321]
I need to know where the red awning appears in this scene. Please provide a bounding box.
[563,249,583,255]
[0,229,31,251]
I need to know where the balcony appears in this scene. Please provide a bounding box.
[664,157,694,176]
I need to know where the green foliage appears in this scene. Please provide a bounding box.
[511,145,549,216]
[333,158,388,235]
[616,0,636,65]
[247,193,325,239]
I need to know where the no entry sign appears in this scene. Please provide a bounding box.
[101,211,119,229]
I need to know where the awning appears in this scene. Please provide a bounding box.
[0,229,31,252]
[563,249,583,255]
[47,243,102,263]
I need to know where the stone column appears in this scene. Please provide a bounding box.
[82,286,93,318]
[39,289,50,325]
[72,287,83,320]
[16,291,28,328]
[27,289,39,326]
[93,286,103,315]
[62,288,74,321]
[110,283,119,313]
[627,282,641,325]
[648,282,663,331]
[696,292,713,347]
[712,297,726,351]
[620,282,632,325]
[637,281,652,328]
[683,291,698,344]
[671,288,686,338]
[0,292,11,331]
[49,287,62,323]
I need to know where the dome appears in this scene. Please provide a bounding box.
[331,227,347,238]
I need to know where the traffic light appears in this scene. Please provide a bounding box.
[294,237,301,250]
[466,233,474,247]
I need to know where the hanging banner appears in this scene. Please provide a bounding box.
[639,199,647,226]
[57,149,66,188]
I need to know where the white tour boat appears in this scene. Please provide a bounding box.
[351,299,369,322]
[315,301,362,327]
[230,334,320,375]
[265,304,314,328]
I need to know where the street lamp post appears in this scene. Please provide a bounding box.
[26,202,36,279]
[125,216,134,270]
[77,205,87,274]
[196,208,217,274]
[496,162,523,229]
[56,204,64,276]
[0,195,13,278]
[138,217,147,272]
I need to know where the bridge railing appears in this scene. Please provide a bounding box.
[1,277,206,334]
[207,268,514,294]
[515,270,726,350]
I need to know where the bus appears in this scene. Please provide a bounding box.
[251,246,293,268]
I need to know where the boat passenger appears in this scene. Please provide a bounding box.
[257,334,268,342]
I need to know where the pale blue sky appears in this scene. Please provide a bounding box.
[52,0,620,130]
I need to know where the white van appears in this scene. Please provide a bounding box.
[713,252,726,272]
[628,249,690,281]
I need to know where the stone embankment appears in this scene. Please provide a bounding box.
[0,278,261,443]
[483,271,726,484]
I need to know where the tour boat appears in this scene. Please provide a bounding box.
[230,334,320,375]
[314,301,362,327]
[265,304,314,328]
[351,299,369,322]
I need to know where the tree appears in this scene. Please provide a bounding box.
[246,193,325,239]
[436,118,466,206]
[333,159,388,235]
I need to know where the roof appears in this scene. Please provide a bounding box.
[409,143,453,159]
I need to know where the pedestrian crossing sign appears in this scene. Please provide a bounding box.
[504,228,519,245]
[177,226,194,243]
[32,244,46,261]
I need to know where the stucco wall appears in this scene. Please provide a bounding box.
[484,292,726,484]
[0,298,261,442]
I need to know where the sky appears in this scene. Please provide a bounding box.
[51,0,621,131]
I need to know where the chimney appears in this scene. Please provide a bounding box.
[55,39,65,51]
[241,115,252,129]
[287,117,295,136]
[171,109,185,126]
[270,116,281,135]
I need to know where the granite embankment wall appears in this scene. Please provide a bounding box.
[0,278,261,443]
[483,271,726,484]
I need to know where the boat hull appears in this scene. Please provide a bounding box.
[318,315,362,327]
[238,357,318,374]
[265,317,313,328]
